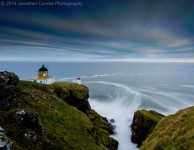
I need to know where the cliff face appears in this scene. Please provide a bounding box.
[131,107,194,150]
[140,107,194,150]
[0,71,19,110]
[52,83,91,115]
[131,110,164,147]
[0,72,118,150]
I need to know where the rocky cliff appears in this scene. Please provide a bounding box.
[131,107,194,150]
[131,109,164,147]
[140,107,194,150]
[0,71,118,150]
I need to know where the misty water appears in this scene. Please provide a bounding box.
[1,62,194,150]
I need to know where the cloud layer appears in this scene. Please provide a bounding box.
[0,0,194,62]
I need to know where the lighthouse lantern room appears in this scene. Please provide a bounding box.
[33,65,54,84]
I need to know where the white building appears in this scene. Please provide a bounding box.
[33,65,54,84]
[72,77,81,85]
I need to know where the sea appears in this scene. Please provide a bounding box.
[1,61,194,150]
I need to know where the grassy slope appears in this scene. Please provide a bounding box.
[53,82,89,101]
[132,110,164,146]
[0,81,108,150]
[141,107,194,150]
[135,110,163,126]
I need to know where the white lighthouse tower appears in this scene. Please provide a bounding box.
[33,65,54,84]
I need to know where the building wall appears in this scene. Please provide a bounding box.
[34,77,54,84]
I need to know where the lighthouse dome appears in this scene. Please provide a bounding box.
[38,65,48,71]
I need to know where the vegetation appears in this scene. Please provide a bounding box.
[0,80,117,150]
[141,107,194,150]
[131,109,164,146]
[88,109,118,150]
[134,110,164,126]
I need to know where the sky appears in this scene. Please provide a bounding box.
[0,0,194,62]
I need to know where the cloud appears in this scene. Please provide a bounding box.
[0,0,194,62]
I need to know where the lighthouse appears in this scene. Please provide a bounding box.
[33,65,54,84]
[72,77,81,85]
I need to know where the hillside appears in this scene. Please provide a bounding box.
[0,71,118,150]
[131,109,164,147]
[140,106,194,150]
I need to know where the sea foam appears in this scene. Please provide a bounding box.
[87,80,194,150]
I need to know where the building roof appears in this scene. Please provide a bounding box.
[38,65,48,71]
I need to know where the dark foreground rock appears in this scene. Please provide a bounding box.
[0,71,19,110]
[131,109,164,147]
[15,110,42,134]
[102,117,116,135]
[0,126,12,149]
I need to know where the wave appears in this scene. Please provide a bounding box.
[81,73,127,79]
[61,74,111,81]
[89,81,194,113]
[81,74,110,78]
[60,72,150,82]
[87,80,194,150]
[90,98,139,150]
[62,77,73,81]
[91,81,139,95]
[180,85,194,88]
[87,81,143,150]
[60,73,123,81]
[134,87,193,113]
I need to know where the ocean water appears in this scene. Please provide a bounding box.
[1,62,194,150]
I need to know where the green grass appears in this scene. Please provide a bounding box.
[141,107,194,150]
[133,109,164,146]
[0,81,112,150]
[135,110,163,125]
[52,82,89,100]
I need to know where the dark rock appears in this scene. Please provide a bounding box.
[64,93,91,115]
[131,109,164,147]
[88,110,119,149]
[0,71,19,87]
[110,119,115,123]
[0,126,12,149]
[15,110,42,134]
[131,114,144,146]
[108,137,119,150]
[108,123,116,135]
[0,71,19,110]
[24,131,41,144]
[102,117,116,135]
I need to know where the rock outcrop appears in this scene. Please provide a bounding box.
[15,110,42,134]
[0,71,19,110]
[53,84,91,115]
[0,127,12,150]
[131,109,164,147]
[88,110,119,150]
[103,117,116,135]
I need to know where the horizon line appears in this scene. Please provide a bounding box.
[0,59,194,63]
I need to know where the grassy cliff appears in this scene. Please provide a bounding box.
[131,109,164,146]
[141,107,194,150]
[0,80,118,150]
